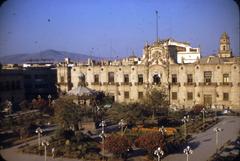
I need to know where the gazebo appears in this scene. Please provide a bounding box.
[67,73,96,106]
[67,86,96,106]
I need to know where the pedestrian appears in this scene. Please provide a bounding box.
[51,147,55,159]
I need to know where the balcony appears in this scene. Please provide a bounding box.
[170,82,180,87]
[219,82,233,87]
[135,82,144,86]
[91,82,101,86]
[152,82,161,86]
[108,82,117,86]
[198,82,217,86]
[101,82,120,86]
[58,82,68,85]
[184,82,196,86]
[121,82,132,86]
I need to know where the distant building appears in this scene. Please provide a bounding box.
[23,66,57,100]
[0,68,25,106]
[57,33,240,110]
[0,62,58,106]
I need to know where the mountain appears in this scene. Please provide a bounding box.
[0,49,105,64]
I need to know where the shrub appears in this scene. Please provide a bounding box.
[166,139,186,153]
[105,134,131,158]
[134,132,166,156]
[191,104,205,115]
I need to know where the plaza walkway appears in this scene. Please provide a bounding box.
[1,116,239,161]
[163,116,240,161]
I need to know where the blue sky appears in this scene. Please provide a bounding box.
[0,0,239,57]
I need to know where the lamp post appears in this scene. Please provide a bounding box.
[7,100,12,114]
[37,94,41,100]
[48,94,52,106]
[42,140,49,161]
[96,105,102,120]
[118,119,126,136]
[99,130,106,157]
[201,108,207,124]
[159,126,167,137]
[35,127,43,151]
[154,147,164,161]
[183,146,193,161]
[182,115,189,139]
[99,120,106,133]
[213,127,223,153]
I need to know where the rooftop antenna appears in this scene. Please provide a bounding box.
[156,10,159,42]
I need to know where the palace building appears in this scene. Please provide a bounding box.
[57,33,240,110]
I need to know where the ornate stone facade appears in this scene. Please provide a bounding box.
[57,33,240,110]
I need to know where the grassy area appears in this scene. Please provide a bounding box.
[20,131,101,160]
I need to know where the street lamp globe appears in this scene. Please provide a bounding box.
[154,147,164,161]
[183,146,193,161]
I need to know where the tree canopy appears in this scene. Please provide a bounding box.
[135,132,166,156]
[54,97,86,130]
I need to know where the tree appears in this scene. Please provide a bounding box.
[54,97,85,131]
[134,132,166,156]
[106,102,149,125]
[19,100,30,111]
[105,134,131,158]
[143,88,169,120]
[191,104,205,115]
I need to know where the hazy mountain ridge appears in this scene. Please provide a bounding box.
[0,49,105,64]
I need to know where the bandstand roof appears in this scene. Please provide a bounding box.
[67,86,95,96]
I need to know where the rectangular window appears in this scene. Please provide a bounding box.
[94,74,99,83]
[172,92,177,100]
[16,80,21,89]
[60,76,64,82]
[223,74,229,83]
[138,74,143,84]
[11,81,16,90]
[24,75,31,79]
[223,93,229,101]
[124,91,129,99]
[6,81,10,91]
[187,74,193,83]
[124,74,129,83]
[108,72,114,83]
[187,92,193,100]
[138,92,143,99]
[204,71,212,83]
[172,74,177,83]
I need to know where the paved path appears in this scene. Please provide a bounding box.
[1,116,239,161]
[163,116,240,161]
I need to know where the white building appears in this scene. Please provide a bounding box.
[167,39,200,64]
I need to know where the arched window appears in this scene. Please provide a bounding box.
[153,74,161,85]
[222,45,225,51]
